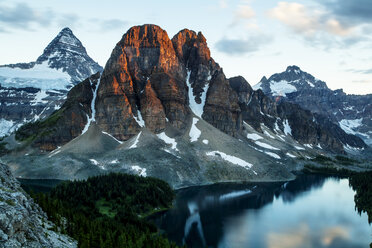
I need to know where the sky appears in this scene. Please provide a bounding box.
[0,0,371,94]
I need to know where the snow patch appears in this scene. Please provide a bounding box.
[294,145,305,150]
[269,80,297,97]
[255,141,280,150]
[265,151,281,159]
[157,132,178,151]
[247,133,263,141]
[134,110,145,127]
[89,159,99,165]
[189,118,201,142]
[339,118,363,135]
[131,165,147,177]
[0,119,18,137]
[283,119,292,136]
[286,153,296,158]
[31,90,48,105]
[202,139,209,145]
[186,69,209,118]
[110,159,119,164]
[206,151,253,169]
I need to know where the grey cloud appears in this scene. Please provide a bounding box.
[0,2,54,31]
[88,18,128,32]
[215,35,271,55]
[320,0,372,24]
[346,67,372,74]
[58,14,80,29]
[100,19,128,31]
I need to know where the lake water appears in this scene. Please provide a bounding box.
[152,174,371,248]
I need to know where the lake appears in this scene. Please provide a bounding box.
[151,174,372,248]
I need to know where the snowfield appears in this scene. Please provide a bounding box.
[268,80,297,97]
[339,118,363,135]
[0,62,72,90]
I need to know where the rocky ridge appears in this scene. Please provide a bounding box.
[254,65,372,146]
[0,163,76,247]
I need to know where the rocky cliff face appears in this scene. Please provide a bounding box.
[19,24,242,150]
[254,65,372,146]
[229,76,366,153]
[0,28,102,138]
[0,163,76,247]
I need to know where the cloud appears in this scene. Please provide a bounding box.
[230,1,257,29]
[0,2,54,31]
[268,2,351,37]
[319,0,372,25]
[219,0,228,9]
[236,4,255,19]
[100,19,128,32]
[268,1,370,49]
[347,68,372,74]
[215,34,271,55]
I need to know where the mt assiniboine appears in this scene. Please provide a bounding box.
[1,24,370,189]
[0,28,102,137]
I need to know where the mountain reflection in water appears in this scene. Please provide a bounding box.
[151,174,371,248]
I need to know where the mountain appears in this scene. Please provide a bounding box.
[0,163,76,247]
[254,65,372,146]
[0,27,102,137]
[2,25,369,188]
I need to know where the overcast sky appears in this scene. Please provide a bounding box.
[0,0,371,94]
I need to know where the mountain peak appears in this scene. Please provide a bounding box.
[285,65,302,74]
[32,27,102,83]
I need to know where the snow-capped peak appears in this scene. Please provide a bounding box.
[254,65,329,97]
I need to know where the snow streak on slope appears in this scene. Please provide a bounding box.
[129,132,141,149]
[206,151,253,170]
[82,76,101,134]
[134,110,145,127]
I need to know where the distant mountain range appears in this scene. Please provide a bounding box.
[254,65,372,146]
[0,27,102,137]
[2,24,370,189]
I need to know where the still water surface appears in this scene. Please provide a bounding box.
[152,174,371,248]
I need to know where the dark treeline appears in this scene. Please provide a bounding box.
[27,173,178,248]
[349,171,372,224]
